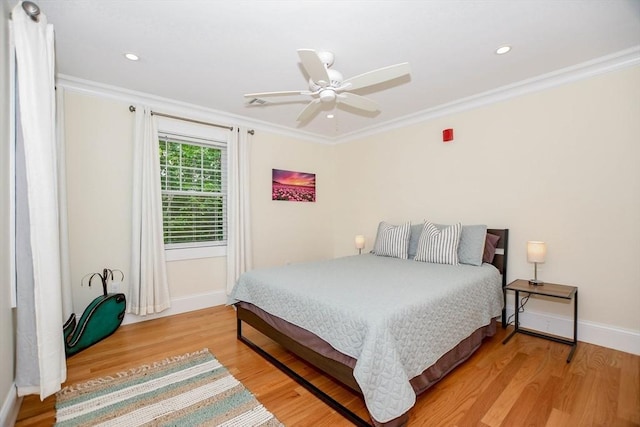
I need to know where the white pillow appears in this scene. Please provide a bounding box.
[414,222,462,265]
[373,221,411,259]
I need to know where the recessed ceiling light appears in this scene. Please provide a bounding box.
[326,114,335,119]
[124,52,139,61]
[495,45,511,55]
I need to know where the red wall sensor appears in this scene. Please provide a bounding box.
[443,128,454,142]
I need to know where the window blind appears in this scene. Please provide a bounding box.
[158,133,227,248]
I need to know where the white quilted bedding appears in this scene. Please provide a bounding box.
[229,254,503,423]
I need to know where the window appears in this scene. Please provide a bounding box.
[159,133,227,251]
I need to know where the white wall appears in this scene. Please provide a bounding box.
[64,93,231,311]
[63,91,336,313]
[250,131,335,268]
[333,66,640,335]
[61,65,639,353]
[63,93,135,311]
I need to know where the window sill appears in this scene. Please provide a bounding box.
[165,245,226,261]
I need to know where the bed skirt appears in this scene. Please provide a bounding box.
[237,302,497,426]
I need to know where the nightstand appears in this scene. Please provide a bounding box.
[502,279,578,362]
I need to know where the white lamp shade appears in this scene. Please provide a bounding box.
[355,235,365,249]
[527,241,546,263]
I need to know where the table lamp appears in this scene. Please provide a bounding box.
[527,241,546,285]
[355,235,365,255]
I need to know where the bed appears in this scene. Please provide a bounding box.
[229,226,509,426]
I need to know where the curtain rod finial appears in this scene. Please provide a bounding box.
[22,1,41,22]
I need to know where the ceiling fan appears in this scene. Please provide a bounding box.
[244,49,411,122]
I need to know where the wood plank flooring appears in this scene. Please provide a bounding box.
[16,305,640,426]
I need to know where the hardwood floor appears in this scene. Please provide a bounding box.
[16,305,640,426]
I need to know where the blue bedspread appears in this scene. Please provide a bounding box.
[229,254,503,423]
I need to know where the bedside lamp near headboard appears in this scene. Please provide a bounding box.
[527,241,546,285]
[355,235,365,255]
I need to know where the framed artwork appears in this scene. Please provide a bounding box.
[272,168,316,202]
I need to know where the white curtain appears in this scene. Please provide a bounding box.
[56,87,74,320]
[13,2,68,399]
[226,127,253,294]
[128,106,170,315]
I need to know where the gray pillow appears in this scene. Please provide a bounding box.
[436,223,487,266]
[407,223,424,259]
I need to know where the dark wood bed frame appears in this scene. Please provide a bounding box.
[236,228,509,426]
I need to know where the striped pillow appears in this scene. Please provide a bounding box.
[373,221,411,259]
[414,222,462,265]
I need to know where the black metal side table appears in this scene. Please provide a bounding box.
[502,279,578,362]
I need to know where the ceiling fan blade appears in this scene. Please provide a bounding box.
[343,62,411,91]
[296,99,322,122]
[244,90,309,98]
[337,92,379,112]
[298,49,330,85]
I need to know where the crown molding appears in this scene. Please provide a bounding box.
[57,46,639,145]
[55,74,331,145]
[333,46,640,144]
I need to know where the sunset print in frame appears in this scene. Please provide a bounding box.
[272,169,316,202]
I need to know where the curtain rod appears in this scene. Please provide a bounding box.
[128,105,236,132]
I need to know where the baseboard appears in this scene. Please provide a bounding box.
[120,291,640,355]
[504,305,640,356]
[0,383,22,427]
[121,290,228,325]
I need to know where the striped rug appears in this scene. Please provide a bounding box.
[55,348,282,426]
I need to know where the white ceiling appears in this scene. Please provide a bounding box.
[36,0,640,140]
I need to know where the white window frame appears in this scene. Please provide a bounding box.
[156,116,229,261]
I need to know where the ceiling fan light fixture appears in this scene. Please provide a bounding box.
[319,89,336,103]
[495,45,511,55]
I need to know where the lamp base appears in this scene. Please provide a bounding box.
[528,279,544,286]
